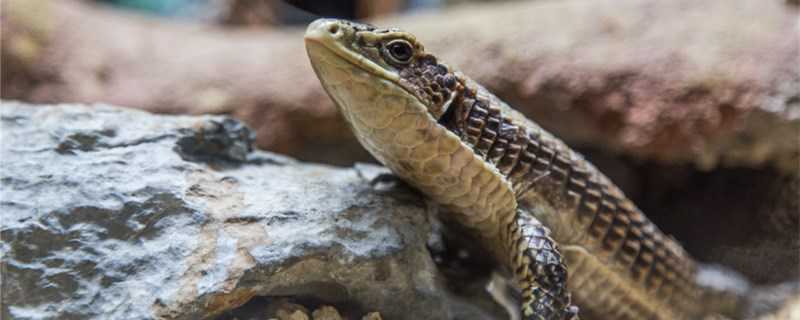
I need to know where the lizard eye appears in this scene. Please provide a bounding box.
[384,40,414,65]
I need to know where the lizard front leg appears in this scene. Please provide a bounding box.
[507,210,579,320]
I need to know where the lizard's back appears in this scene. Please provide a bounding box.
[442,76,743,319]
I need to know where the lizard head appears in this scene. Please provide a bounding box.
[304,18,479,211]
[304,18,460,122]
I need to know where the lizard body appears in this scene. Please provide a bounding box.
[304,18,743,320]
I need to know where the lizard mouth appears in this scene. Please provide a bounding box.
[304,19,402,88]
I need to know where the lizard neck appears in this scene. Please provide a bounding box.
[436,76,544,193]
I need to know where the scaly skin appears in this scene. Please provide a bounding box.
[304,18,743,320]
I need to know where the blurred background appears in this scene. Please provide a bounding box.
[2,0,799,318]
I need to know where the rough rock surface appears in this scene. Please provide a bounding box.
[0,102,458,319]
[3,0,798,172]
[1,102,797,320]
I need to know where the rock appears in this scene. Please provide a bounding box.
[311,306,342,320]
[760,296,800,320]
[217,297,382,320]
[3,0,798,172]
[278,310,309,320]
[360,312,382,320]
[1,101,797,320]
[634,167,800,284]
[273,301,310,320]
[0,101,449,319]
[748,282,800,319]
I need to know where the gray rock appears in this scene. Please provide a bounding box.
[0,102,453,319]
[2,101,796,320]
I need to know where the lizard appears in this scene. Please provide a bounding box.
[303,18,746,320]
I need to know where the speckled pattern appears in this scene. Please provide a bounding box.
[0,102,452,320]
[305,19,748,320]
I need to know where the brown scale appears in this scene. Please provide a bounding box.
[462,99,488,146]
[622,231,648,266]
[646,257,667,292]
[507,131,548,195]
[665,254,696,303]
[449,93,526,172]
[506,149,533,193]
[442,85,479,141]
[617,234,642,268]
[564,169,588,204]
[474,107,502,157]
[510,131,541,181]
[486,118,518,165]
[612,207,643,268]
[532,144,555,177]
[643,234,669,293]
[588,198,616,239]
[549,154,573,189]
[631,236,656,282]
[497,129,528,176]
[647,248,674,292]
[576,185,603,224]
[398,54,458,115]
[661,272,678,302]
[602,211,631,252]
[660,274,686,311]
[563,189,582,211]
[628,247,651,281]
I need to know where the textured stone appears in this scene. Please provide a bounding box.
[361,312,383,320]
[759,296,800,320]
[3,0,797,172]
[311,306,343,320]
[0,102,447,320]
[1,102,797,320]
[278,310,309,320]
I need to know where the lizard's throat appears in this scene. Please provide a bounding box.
[307,42,412,122]
[307,42,441,165]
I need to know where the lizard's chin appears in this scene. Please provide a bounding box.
[304,20,401,87]
[306,41,428,151]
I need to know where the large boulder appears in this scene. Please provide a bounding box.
[3,0,798,172]
[0,102,461,319]
[1,102,797,320]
